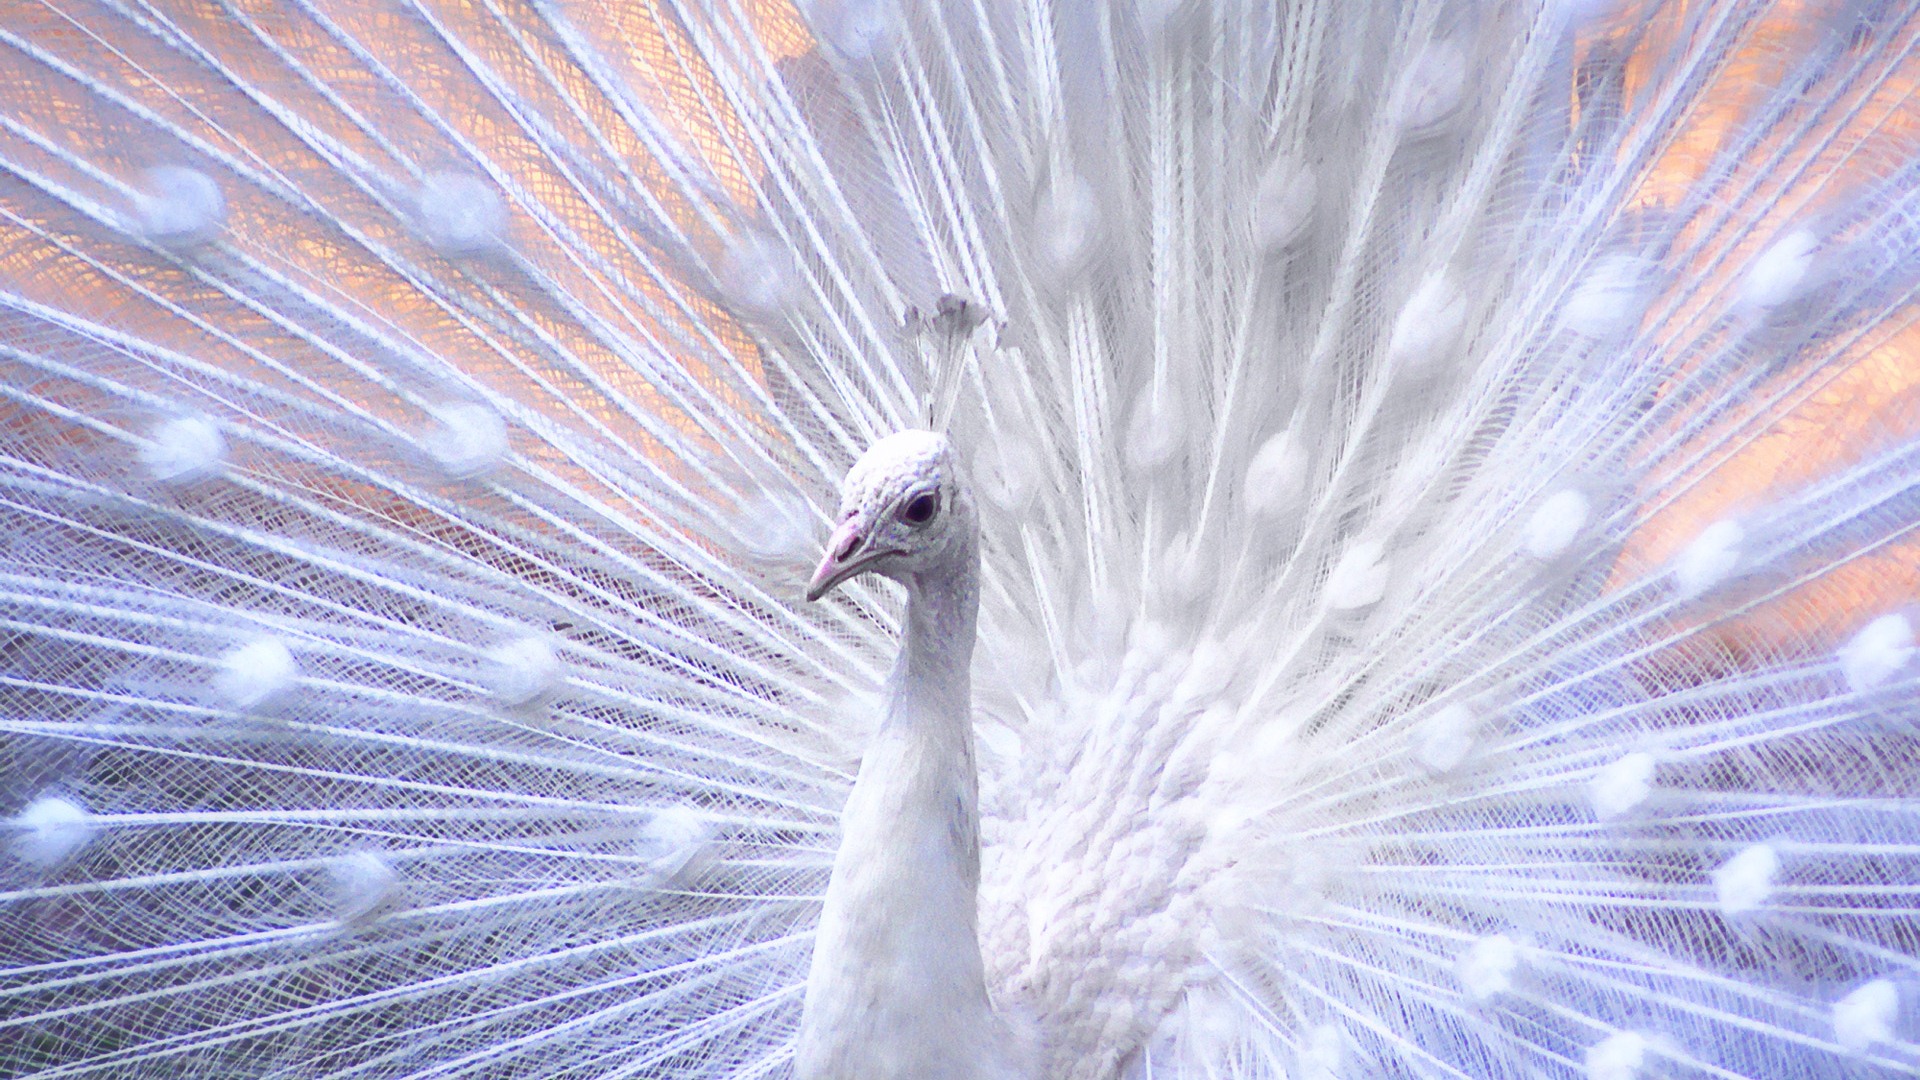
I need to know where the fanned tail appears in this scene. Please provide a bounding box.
[1,1,1917,1078]
[0,2,885,1075]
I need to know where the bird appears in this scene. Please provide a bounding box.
[793,430,1015,1079]
[0,0,1918,1078]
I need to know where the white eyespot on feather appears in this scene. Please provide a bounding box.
[139,416,226,483]
[214,637,299,710]
[636,805,714,884]
[1243,431,1308,521]
[1671,519,1743,599]
[1387,272,1468,374]
[1740,228,1818,309]
[329,851,402,925]
[735,490,816,568]
[980,442,1039,515]
[1256,158,1318,251]
[416,172,505,255]
[1297,1022,1345,1080]
[1157,983,1243,1069]
[1524,489,1591,559]
[1125,394,1184,478]
[1833,978,1898,1053]
[1038,172,1100,280]
[1838,613,1913,693]
[1398,40,1468,133]
[1714,842,1780,915]
[1590,751,1656,819]
[131,165,224,247]
[1548,0,1626,28]
[1326,539,1389,611]
[798,0,898,62]
[1136,0,1190,42]
[723,230,796,315]
[10,794,93,869]
[1458,933,1520,1002]
[1157,531,1212,610]
[1414,703,1480,774]
[420,403,508,478]
[483,636,562,707]
[1585,1031,1649,1080]
[1209,840,1334,924]
[1561,255,1650,338]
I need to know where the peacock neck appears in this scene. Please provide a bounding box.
[894,533,980,719]
[796,529,1004,1080]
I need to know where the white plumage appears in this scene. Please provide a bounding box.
[795,430,1010,1080]
[0,1,1918,1078]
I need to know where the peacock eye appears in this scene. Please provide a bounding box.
[899,492,940,526]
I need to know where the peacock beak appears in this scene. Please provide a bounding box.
[806,519,877,601]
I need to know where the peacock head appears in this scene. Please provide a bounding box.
[806,430,974,601]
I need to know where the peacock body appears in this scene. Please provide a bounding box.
[1,0,1918,1077]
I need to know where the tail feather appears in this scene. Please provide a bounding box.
[3,0,1920,1077]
